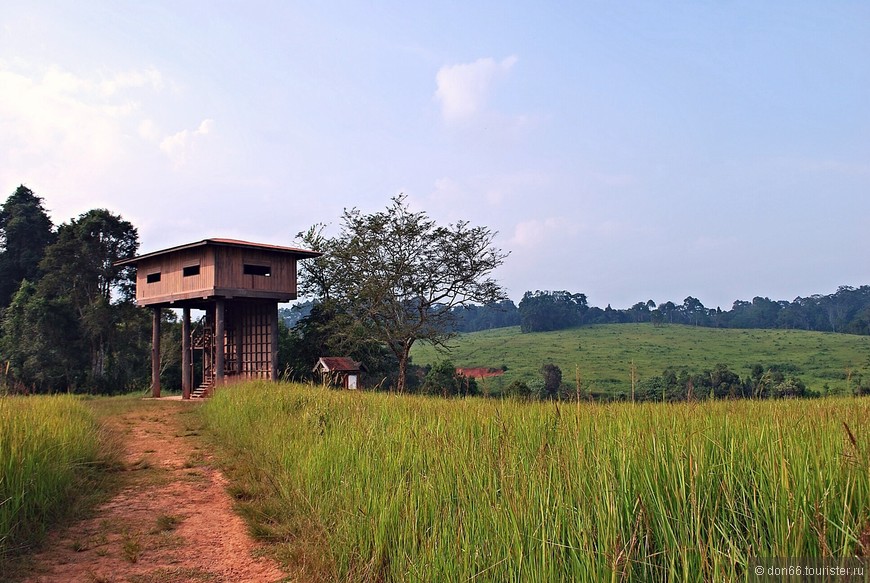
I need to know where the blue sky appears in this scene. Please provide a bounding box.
[2,2,868,309]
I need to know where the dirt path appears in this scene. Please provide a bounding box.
[21,399,288,583]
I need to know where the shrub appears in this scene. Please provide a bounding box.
[421,360,478,397]
[504,380,533,400]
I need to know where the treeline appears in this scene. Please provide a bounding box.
[285,298,521,334]
[451,299,521,332]
[502,362,824,403]
[0,185,177,394]
[631,364,820,401]
[450,288,870,335]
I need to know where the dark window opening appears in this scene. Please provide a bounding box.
[146,272,161,283]
[183,264,201,277]
[243,264,271,277]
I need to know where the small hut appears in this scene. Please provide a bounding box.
[116,238,320,398]
[313,357,366,389]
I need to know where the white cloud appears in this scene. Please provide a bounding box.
[0,60,222,224]
[510,214,628,249]
[0,66,128,183]
[434,55,517,121]
[99,67,163,96]
[138,119,160,141]
[428,176,464,205]
[198,119,214,134]
[0,62,170,196]
[511,217,569,248]
[159,118,214,166]
[41,67,90,94]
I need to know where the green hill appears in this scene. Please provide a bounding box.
[410,324,870,396]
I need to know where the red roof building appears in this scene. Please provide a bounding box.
[313,357,367,389]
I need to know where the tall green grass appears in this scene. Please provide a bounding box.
[0,395,105,562]
[203,382,869,581]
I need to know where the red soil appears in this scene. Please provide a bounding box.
[456,367,505,378]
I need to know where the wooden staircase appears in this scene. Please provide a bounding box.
[191,380,213,399]
[191,323,215,398]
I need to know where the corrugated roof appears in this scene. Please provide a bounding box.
[314,357,364,372]
[115,238,321,266]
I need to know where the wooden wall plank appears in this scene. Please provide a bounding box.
[133,244,301,305]
[136,248,215,303]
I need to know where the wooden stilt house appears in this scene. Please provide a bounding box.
[116,239,320,398]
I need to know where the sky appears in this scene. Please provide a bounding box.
[2,1,869,310]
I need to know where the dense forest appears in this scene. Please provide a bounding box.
[0,186,181,394]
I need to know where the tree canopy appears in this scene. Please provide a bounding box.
[0,185,55,308]
[0,202,147,393]
[297,195,508,392]
[518,290,588,332]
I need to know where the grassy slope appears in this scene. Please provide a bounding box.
[411,324,870,395]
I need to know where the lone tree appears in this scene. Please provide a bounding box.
[298,195,508,393]
[540,363,563,400]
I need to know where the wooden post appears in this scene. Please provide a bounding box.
[151,307,161,398]
[215,298,225,387]
[271,302,279,381]
[235,306,243,378]
[182,307,191,400]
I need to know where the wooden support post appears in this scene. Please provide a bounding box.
[182,307,191,400]
[151,307,161,398]
[271,302,279,382]
[235,306,243,378]
[215,298,226,387]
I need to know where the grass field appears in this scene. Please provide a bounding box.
[411,324,870,396]
[0,395,108,564]
[202,381,870,582]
